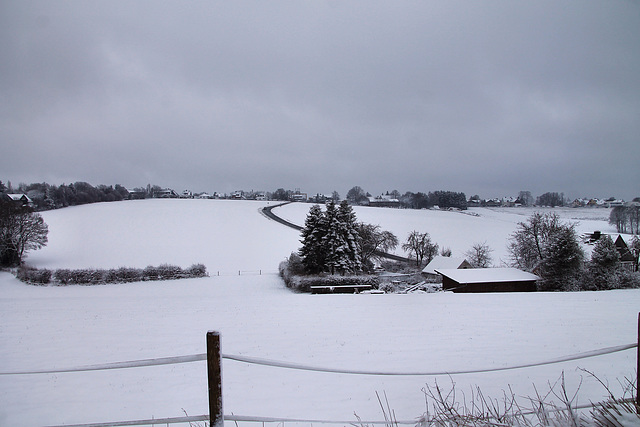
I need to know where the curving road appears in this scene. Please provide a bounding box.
[261,202,412,263]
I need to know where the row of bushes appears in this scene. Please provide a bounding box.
[16,263,208,286]
[279,253,379,292]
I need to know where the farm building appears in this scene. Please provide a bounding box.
[435,268,540,293]
[422,256,471,281]
[615,235,638,272]
[1,193,33,206]
[365,194,401,208]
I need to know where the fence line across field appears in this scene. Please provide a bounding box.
[4,321,638,427]
[41,413,419,427]
[42,398,639,427]
[1,342,635,376]
[212,269,278,276]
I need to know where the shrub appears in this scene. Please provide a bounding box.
[54,269,73,285]
[619,270,640,289]
[280,255,379,292]
[143,265,160,280]
[20,263,208,286]
[116,267,142,282]
[156,264,183,280]
[379,282,396,293]
[105,268,119,283]
[17,265,51,285]
[186,263,208,278]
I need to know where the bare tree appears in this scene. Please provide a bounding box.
[402,231,438,267]
[356,223,398,270]
[465,242,493,268]
[0,202,48,266]
[507,212,562,271]
[346,186,368,205]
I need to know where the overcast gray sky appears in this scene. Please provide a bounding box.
[1,1,639,200]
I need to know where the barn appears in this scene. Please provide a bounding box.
[435,268,540,293]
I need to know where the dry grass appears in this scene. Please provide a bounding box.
[355,372,638,427]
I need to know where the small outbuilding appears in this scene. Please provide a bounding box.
[422,256,472,281]
[435,268,540,293]
[615,235,638,272]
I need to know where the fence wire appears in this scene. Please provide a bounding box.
[39,399,639,427]
[1,343,636,376]
[5,342,636,427]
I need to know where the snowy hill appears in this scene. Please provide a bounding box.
[275,203,618,263]
[0,199,638,426]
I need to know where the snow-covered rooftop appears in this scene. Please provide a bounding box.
[422,256,468,274]
[5,193,32,203]
[434,267,540,284]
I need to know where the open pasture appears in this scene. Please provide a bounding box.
[0,199,637,426]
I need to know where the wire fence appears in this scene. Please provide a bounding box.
[210,269,279,277]
[2,343,635,377]
[3,341,638,427]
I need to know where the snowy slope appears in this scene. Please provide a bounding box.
[0,199,638,427]
[27,199,301,272]
[274,203,619,264]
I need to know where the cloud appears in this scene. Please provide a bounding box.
[1,1,639,199]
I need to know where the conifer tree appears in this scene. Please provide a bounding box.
[322,200,345,275]
[337,200,363,274]
[299,204,326,274]
[538,224,584,291]
[589,235,621,290]
[298,200,364,275]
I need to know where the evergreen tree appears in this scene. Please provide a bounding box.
[337,200,362,274]
[299,204,326,274]
[298,200,365,276]
[589,235,621,290]
[538,224,584,291]
[322,200,346,275]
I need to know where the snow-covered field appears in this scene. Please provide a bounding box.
[0,200,638,427]
[275,203,617,263]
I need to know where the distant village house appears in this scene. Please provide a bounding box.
[1,193,34,207]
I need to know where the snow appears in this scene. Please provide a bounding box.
[0,200,638,426]
[275,204,618,264]
[422,256,468,275]
[435,268,540,284]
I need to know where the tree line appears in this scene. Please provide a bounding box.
[0,198,48,267]
[344,186,469,210]
[609,202,640,234]
[508,212,640,291]
[0,180,130,211]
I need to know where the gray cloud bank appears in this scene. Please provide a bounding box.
[1,1,639,199]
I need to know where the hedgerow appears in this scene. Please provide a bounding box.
[279,253,378,293]
[16,263,208,286]
[16,265,52,285]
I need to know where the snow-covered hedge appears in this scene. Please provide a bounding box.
[16,265,52,285]
[16,263,208,285]
[279,254,379,292]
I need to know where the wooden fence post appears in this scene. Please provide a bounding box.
[207,331,224,427]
